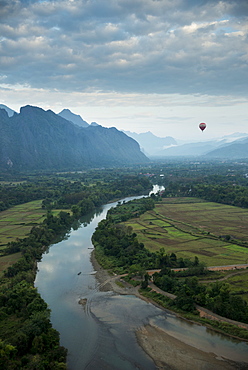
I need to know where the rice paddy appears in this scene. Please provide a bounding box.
[0,200,46,251]
[124,197,248,266]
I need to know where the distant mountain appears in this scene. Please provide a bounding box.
[124,130,177,156]
[0,105,149,171]
[0,104,16,117]
[58,109,89,127]
[155,140,226,157]
[218,132,248,143]
[154,134,248,159]
[207,137,248,159]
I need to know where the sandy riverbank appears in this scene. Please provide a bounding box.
[90,251,247,370]
[136,325,246,370]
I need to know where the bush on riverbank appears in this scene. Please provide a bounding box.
[139,288,248,341]
[0,174,153,368]
[92,195,248,340]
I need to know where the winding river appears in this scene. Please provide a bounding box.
[35,189,248,369]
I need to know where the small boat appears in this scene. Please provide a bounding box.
[77,272,82,275]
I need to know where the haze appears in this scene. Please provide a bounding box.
[0,0,247,140]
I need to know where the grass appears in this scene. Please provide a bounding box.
[154,198,248,242]
[0,200,46,249]
[198,268,248,303]
[123,197,248,266]
[0,252,22,277]
[223,270,248,299]
[0,201,71,274]
[123,197,248,303]
[0,202,72,251]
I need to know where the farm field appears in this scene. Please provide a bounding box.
[0,252,22,277]
[198,268,248,303]
[155,198,248,242]
[225,270,248,302]
[123,197,248,267]
[0,200,46,251]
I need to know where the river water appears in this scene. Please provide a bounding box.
[35,191,248,369]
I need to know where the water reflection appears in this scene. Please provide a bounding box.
[35,194,248,369]
[149,184,165,195]
[150,315,248,363]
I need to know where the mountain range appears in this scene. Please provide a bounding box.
[0,105,148,171]
[1,104,248,169]
[121,130,248,159]
[123,130,177,156]
[0,104,16,117]
[58,109,89,127]
[152,133,248,158]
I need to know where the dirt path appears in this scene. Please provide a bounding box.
[146,264,248,276]
[90,251,248,369]
[91,251,248,329]
[199,268,248,283]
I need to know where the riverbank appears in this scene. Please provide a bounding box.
[136,324,246,370]
[91,251,248,370]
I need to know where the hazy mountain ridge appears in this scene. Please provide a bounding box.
[0,104,16,117]
[58,108,89,127]
[123,130,177,156]
[206,137,248,159]
[0,105,148,170]
[1,104,247,161]
[124,130,248,159]
[153,134,248,158]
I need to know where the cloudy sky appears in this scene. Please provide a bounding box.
[0,0,247,140]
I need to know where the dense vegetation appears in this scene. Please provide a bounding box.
[0,211,71,368]
[92,188,248,326]
[93,198,205,274]
[153,269,248,323]
[0,171,152,368]
[151,159,248,208]
[1,159,248,366]
[0,171,151,212]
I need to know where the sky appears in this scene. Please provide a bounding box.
[0,0,247,141]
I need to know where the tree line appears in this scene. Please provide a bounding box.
[92,195,248,326]
[151,160,248,208]
[153,269,248,323]
[92,197,207,274]
[0,172,152,368]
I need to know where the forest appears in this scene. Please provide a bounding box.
[1,159,248,367]
[152,159,248,207]
[0,171,151,369]
[92,196,248,326]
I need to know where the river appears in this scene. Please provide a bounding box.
[35,190,248,369]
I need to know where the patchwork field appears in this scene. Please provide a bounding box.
[225,270,248,302]
[0,200,73,276]
[0,200,46,251]
[124,197,248,267]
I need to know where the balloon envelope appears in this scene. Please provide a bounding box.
[199,122,206,131]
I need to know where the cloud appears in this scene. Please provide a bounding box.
[0,1,247,95]
[0,0,247,142]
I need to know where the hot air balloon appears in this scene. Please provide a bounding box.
[199,122,206,132]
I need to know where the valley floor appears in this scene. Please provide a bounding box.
[90,251,248,370]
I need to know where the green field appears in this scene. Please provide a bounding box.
[124,197,248,266]
[0,200,73,274]
[0,252,22,277]
[0,200,46,250]
[225,270,248,302]
[0,201,73,253]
